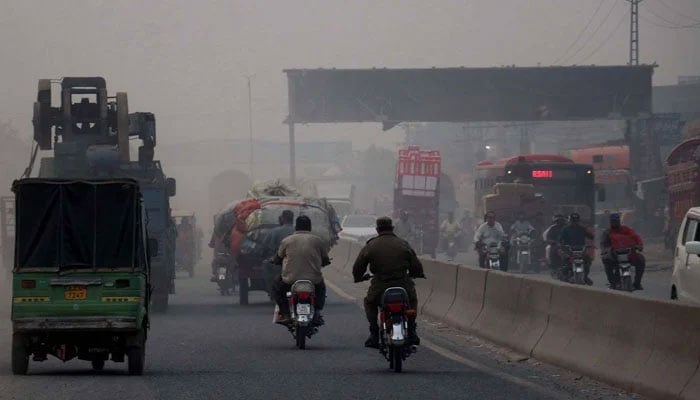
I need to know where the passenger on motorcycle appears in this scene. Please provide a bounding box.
[352,217,425,349]
[262,210,296,295]
[559,212,594,285]
[600,213,645,290]
[272,216,330,325]
[393,210,414,242]
[543,214,566,273]
[473,211,508,270]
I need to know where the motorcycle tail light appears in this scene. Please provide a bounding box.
[385,302,404,313]
[296,292,312,301]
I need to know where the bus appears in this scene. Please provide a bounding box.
[474,154,596,226]
[569,145,635,228]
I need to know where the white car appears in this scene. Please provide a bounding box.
[671,207,700,304]
[339,214,377,243]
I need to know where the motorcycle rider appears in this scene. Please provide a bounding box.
[393,210,414,242]
[510,211,535,242]
[600,213,645,290]
[272,216,330,325]
[473,211,508,270]
[559,212,594,285]
[543,214,566,274]
[440,211,462,254]
[352,216,425,348]
[262,210,295,296]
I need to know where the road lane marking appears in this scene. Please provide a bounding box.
[325,276,565,399]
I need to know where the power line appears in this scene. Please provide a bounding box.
[577,12,628,64]
[641,14,700,29]
[552,0,606,65]
[643,2,700,28]
[656,0,700,24]
[560,2,620,65]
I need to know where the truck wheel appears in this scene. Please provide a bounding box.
[239,277,249,305]
[92,359,105,371]
[12,333,29,375]
[152,294,169,313]
[127,331,146,376]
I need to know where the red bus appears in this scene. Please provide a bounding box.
[474,154,596,226]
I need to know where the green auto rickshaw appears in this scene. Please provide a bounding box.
[11,178,154,375]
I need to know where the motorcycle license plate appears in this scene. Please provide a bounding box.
[218,274,226,280]
[521,251,529,255]
[296,304,311,315]
[65,286,87,300]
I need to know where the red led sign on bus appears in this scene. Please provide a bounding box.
[532,170,553,178]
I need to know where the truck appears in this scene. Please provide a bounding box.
[30,77,176,311]
[393,146,440,257]
[665,138,700,248]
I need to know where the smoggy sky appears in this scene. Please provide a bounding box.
[0,0,698,150]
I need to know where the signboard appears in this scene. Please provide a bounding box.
[651,113,685,146]
[285,66,654,126]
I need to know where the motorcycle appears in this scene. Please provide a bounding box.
[611,247,638,292]
[559,245,589,285]
[479,242,503,270]
[444,233,459,261]
[279,280,320,349]
[514,233,532,273]
[212,252,235,296]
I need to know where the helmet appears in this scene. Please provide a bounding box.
[609,213,621,222]
[569,212,580,223]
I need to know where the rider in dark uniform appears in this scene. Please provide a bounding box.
[352,217,425,348]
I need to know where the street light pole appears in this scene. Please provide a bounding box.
[246,75,254,181]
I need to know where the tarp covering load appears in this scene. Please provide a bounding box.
[247,180,301,198]
[212,181,341,259]
[12,179,141,270]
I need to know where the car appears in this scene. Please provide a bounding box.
[339,214,377,243]
[671,207,700,304]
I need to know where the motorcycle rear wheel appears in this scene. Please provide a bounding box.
[392,347,403,373]
[296,326,307,349]
[621,276,633,292]
[574,271,584,285]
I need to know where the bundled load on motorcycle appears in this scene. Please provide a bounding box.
[211,180,341,304]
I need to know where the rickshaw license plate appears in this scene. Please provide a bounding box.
[65,286,87,300]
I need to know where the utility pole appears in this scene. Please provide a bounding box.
[627,0,642,65]
[246,75,254,180]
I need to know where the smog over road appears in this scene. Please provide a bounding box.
[0,1,700,399]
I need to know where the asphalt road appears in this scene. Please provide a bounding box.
[0,266,642,400]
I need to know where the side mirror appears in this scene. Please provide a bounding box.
[686,241,700,256]
[166,178,176,197]
[148,238,159,257]
[597,186,606,202]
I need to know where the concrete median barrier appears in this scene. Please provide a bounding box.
[420,260,458,320]
[532,283,657,395]
[443,266,487,331]
[631,300,700,400]
[469,271,551,355]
